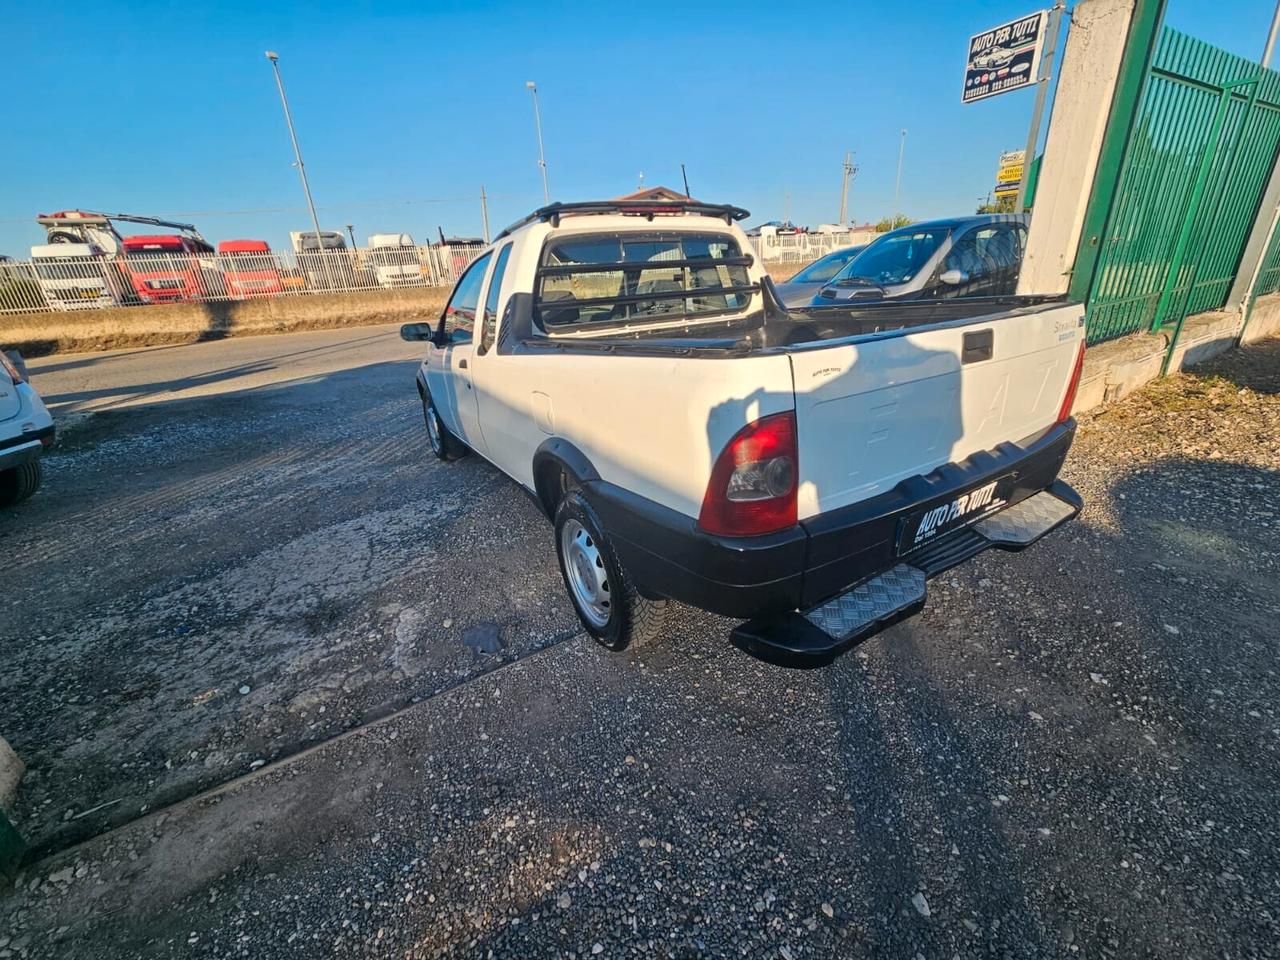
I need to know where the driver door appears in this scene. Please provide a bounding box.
[426,251,491,451]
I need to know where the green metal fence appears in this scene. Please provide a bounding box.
[1252,211,1280,296]
[1083,27,1280,346]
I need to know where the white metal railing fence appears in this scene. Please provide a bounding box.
[0,244,487,315]
[748,230,872,263]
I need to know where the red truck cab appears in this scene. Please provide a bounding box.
[122,234,216,302]
[217,239,284,298]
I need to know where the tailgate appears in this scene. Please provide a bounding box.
[788,301,1084,519]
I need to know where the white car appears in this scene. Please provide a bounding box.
[401,200,1086,667]
[973,47,1016,70]
[0,351,54,507]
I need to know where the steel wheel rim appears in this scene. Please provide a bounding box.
[560,519,611,628]
[426,402,443,453]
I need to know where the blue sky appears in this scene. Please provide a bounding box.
[1,0,1276,255]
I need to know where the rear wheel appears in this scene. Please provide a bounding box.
[554,490,669,651]
[0,460,42,508]
[420,389,467,461]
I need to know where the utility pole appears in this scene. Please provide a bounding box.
[480,186,491,244]
[783,189,792,225]
[345,223,356,248]
[1015,0,1066,213]
[893,129,907,221]
[1265,0,1280,67]
[838,151,857,224]
[681,163,691,199]
[525,81,550,204]
[265,51,335,289]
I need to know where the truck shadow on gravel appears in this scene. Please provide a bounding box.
[812,451,1278,956]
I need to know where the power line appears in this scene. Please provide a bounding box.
[0,193,536,225]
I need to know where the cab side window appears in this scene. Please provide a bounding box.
[479,243,513,353]
[441,251,492,343]
[984,224,1026,283]
[944,227,991,281]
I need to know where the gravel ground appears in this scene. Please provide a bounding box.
[0,335,1277,959]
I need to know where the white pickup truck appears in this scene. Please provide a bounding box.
[402,201,1086,667]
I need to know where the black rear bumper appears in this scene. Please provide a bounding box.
[586,420,1079,666]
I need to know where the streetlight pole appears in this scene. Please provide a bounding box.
[265,51,334,288]
[1265,0,1280,67]
[525,81,550,204]
[893,129,907,221]
[1014,0,1066,213]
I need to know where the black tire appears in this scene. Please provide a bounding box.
[553,490,670,652]
[420,389,467,461]
[0,460,42,508]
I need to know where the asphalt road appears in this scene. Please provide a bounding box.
[1,330,1278,959]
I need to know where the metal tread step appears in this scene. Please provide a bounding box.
[803,489,1078,644]
[729,484,1082,669]
[805,564,926,642]
[975,490,1077,544]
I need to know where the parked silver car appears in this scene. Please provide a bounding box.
[771,245,866,308]
[811,215,1028,307]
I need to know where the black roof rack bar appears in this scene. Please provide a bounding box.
[538,283,760,313]
[538,255,754,276]
[496,200,751,240]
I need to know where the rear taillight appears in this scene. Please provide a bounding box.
[1057,341,1086,423]
[698,411,798,537]
[0,352,25,385]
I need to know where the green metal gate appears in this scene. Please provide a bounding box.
[1081,27,1280,347]
[1251,209,1280,297]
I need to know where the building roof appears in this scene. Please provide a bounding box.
[614,185,692,202]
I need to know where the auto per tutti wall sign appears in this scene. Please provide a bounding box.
[962,10,1048,104]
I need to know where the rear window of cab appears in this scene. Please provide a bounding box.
[535,232,755,330]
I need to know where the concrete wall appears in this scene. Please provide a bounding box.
[1072,308,1248,412]
[1243,291,1280,343]
[1019,0,1138,295]
[0,286,449,357]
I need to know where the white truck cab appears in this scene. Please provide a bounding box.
[402,200,1086,667]
[30,242,121,311]
[367,233,421,287]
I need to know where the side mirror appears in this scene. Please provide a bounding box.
[938,268,968,286]
[400,322,436,342]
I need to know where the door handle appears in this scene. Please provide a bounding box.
[458,359,468,369]
[962,329,993,363]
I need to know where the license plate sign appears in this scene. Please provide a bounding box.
[897,476,1014,554]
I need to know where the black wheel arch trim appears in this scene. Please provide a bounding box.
[532,437,601,519]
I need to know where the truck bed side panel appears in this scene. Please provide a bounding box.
[475,350,796,520]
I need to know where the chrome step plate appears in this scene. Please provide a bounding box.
[804,564,926,642]
[975,491,1076,546]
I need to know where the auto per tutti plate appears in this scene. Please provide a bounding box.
[896,473,1016,555]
